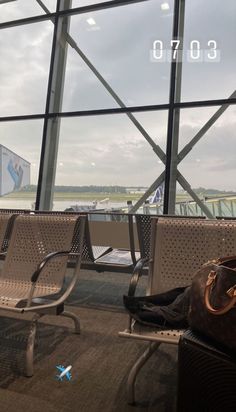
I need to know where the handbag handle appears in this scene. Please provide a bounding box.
[204,270,236,315]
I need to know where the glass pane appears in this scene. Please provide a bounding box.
[176,105,236,217]
[53,112,167,212]
[0,0,47,23]
[181,0,236,102]
[72,0,112,7]
[0,21,53,116]
[135,110,168,153]
[62,0,173,111]
[0,120,43,210]
[37,0,57,12]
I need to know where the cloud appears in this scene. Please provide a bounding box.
[0,0,236,192]
[178,105,236,190]
[0,20,53,115]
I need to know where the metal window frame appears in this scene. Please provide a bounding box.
[0,0,235,215]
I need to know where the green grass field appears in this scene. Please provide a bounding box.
[3,191,193,203]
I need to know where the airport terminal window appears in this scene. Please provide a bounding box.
[177,106,236,217]
[72,0,113,7]
[53,113,166,211]
[0,0,51,23]
[0,0,235,216]
[181,0,236,102]
[62,0,173,112]
[0,120,43,210]
[0,20,53,116]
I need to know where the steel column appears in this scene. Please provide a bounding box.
[36,0,72,210]
[164,0,185,214]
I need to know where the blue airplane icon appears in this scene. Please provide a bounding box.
[56,365,72,381]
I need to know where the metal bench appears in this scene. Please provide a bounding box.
[32,210,112,270]
[0,214,86,376]
[0,213,17,255]
[94,214,140,273]
[119,217,236,404]
[0,209,30,255]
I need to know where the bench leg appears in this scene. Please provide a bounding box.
[127,341,161,405]
[61,311,80,334]
[25,315,40,377]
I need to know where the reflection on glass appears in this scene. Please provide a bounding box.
[53,113,166,212]
[177,105,236,217]
[181,0,236,101]
[0,120,43,209]
[62,0,173,111]
[0,21,53,116]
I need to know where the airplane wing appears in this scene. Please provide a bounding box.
[56,366,65,372]
[65,372,72,381]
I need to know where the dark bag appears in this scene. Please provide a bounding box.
[123,286,191,329]
[189,256,236,352]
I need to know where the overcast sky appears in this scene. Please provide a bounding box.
[0,0,235,193]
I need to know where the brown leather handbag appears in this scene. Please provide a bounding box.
[189,256,236,352]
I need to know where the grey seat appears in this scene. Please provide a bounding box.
[94,214,140,273]
[79,216,112,267]
[33,210,112,269]
[0,214,85,376]
[132,214,206,282]
[0,213,16,255]
[119,217,236,404]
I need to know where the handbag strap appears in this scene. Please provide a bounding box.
[204,269,236,315]
[204,256,236,267]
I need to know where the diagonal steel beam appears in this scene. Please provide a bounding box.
[36,0,166,212]
[67,36,166,162]
[36,1,233,217]
[177,171,214,218]
[178,90,236,163]
[129,171,165,213]
[36,0,166,163]
[175,90,236,216]
[36,0,50,13]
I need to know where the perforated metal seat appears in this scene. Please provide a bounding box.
[0,214,86,376]
[78,217,112,265]
[135,214,152,261]
[134,214,205,277]
[33,210,112,268]
[119,322,182,343]
[0,213,14,248]
[119,217,236,404]
[94,214,140,273]
[0,280,59,308]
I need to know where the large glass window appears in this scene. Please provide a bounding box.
[73,0,113,7]
[181,0,236,102]
[0,120,43,209]
[0,0,235,216]
[0,21,53,116]
[177,105,236,216]
[53,112,167,211]
[62,0,174,111]
[0,0,55,23]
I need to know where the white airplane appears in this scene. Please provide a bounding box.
[56,365,72,381]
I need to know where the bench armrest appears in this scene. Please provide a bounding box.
[31,250,71,283]
[24,251,71,308]
[22,251,81,311]
[128,257,148,297]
